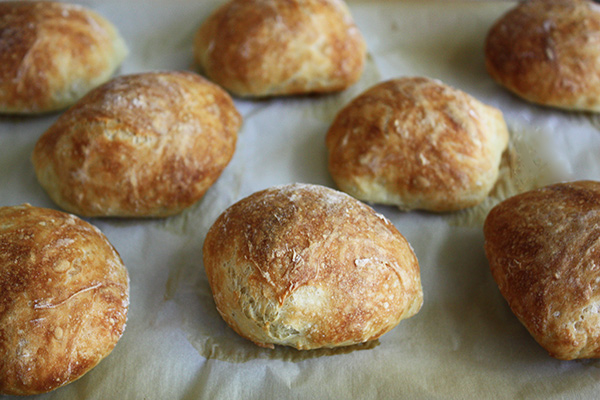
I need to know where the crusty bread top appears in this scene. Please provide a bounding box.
[0,204,129,395]
[203,183,422,350]
[485,0,600,112]
[484,181,600,360]
[32,71,241,218]
[194,0,366,97]
[326,77,509,212]
[0,1,127,114]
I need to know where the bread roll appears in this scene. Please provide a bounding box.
[193,0,366,97]
[326,77,509,212]
[485,0,600,112]
[484,181,600,360]
[203,183,422,350]
[0,204,129,395]
[32,71,241,218]
[0,1,127,114]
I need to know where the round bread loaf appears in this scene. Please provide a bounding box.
[203,183,423,350]
[0,1,127,114]
[325,77,509,212]
[193,0,366,97]
[485,0,600,112]
[484,181,600,360]
[32,71,241,218]
[0,204,129,395]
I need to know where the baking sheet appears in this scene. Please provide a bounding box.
[3,1,600,399]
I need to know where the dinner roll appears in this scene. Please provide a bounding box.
[0,1,127,114]
[193,0,366,97]
[32,71,241,218]
[485,0,600,112]
[203,183,422,350]
[484,181,600,360]
[326,77,509,212]
[0,204,129,395]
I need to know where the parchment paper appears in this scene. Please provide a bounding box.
[3,1,600,399]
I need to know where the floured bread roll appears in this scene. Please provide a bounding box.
[485,0,600,112]
[0,204,129,395]
[0,1,127,114]
[203,183,423,350]
[326,77,509,212]
[193,0,366,97]
[484,181,600,360]
[32,71,241,218]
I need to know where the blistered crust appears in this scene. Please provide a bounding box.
[0,204,129,395]
[0,1,127,114]
[485,0,600,112]
[32,71,241,217]
[193,0,366,97]
[203,183,423,350]
[484,181,600,360]
[326,77,509,212]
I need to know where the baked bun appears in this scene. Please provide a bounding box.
[32,71,241,218]
[325,77,509,212]
[193,0,366,97]
[484,181,600,360]
[485,0,600,112]
[203,183,422,350]
[0,1,127,114]
[0,204,129,395]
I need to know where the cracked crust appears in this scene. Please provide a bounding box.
[484,181,600,360]
[0,1,127,114]
[0,204,129,395]
[485,0,600,112]
[193,0,366,97]
[32,71,241,217]
[326,77,509,212]
[202,183,422,349]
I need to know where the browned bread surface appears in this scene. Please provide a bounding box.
[0,1,127,114]
[194,0,366,97]
[326,77,509,212]
[485,0,600,112]
[203,183,423,350]
[484,181,600,360]
[32,71,241,217]
[0,204,129,395]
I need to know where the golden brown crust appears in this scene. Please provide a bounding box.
[325,77,509,212]
[0,204,129,395]
[193,0,366,97]
[485,0,600,112]
[203,183,423,350]
[484,181,600,360]
[0,1,127,114]
[32,71,241,218]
